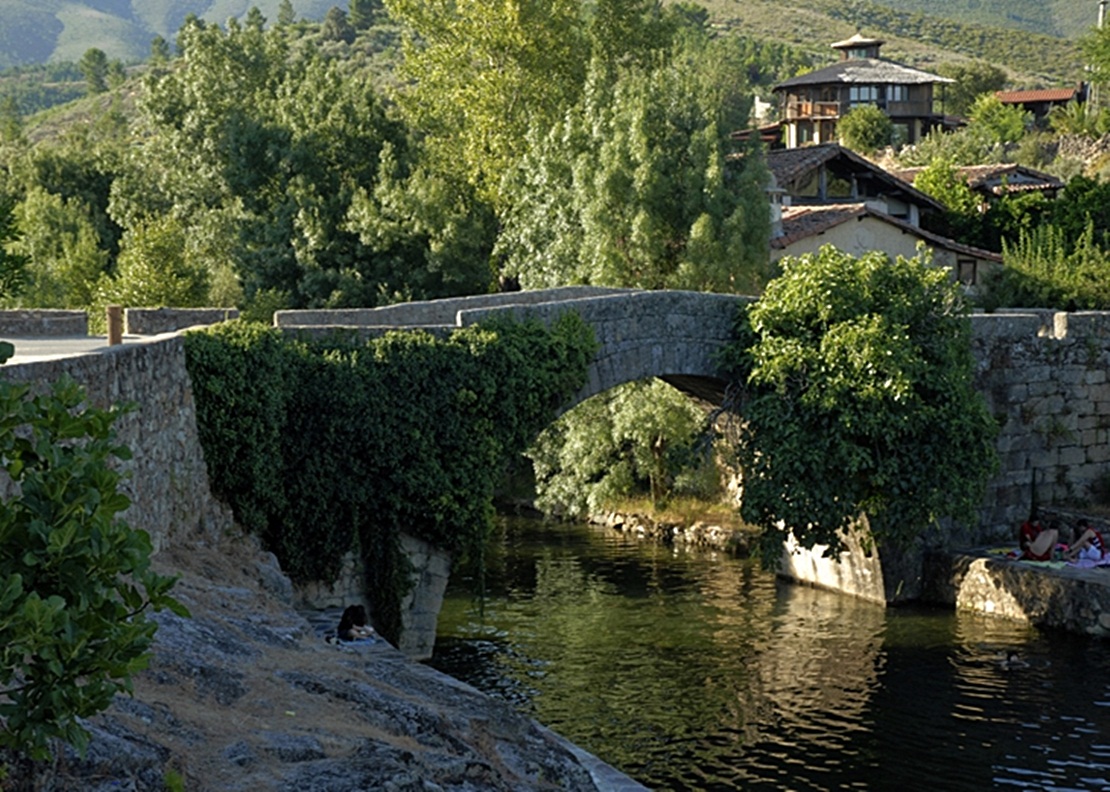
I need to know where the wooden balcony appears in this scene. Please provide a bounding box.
[784,100,936,121]
[784,100,842,119]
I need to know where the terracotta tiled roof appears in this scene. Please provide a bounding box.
[995,88,1078,104]
[772,202,1002,262]
[891,163,1063,195]
[773,204,867,248]
[774,58,952,90]
[765,144,945,212]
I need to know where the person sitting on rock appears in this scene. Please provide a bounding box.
[337,604,375,642]
[1019,511,1058,561]
[1066,519,1105,562]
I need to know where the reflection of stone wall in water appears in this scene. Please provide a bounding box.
[758,583,886,728]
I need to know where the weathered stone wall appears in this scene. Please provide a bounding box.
[0,309,88,336]
[925,549,1110,637]
[969,311,1110,545]
[274,286,633,328]
[126,307,239,335]
[0,336,234,552]
[458,290,751,410]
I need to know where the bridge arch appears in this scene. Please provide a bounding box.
[275,287,752,412]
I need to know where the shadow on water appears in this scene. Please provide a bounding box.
[430,517,1110,791]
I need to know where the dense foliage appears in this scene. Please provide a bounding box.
[183,315,595,640]
[0,377,185,759]
[982,225,1110,311]
[719,246,998,555]
[837,105,894,154]
[529,380,718,517]
[497,57,770,293]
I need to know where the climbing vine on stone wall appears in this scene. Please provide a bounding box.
[183,314,595,641]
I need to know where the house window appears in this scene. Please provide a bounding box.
[849,85,879,106]
[888,85,908,103]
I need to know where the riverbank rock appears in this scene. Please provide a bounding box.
[591,511,756,554]
[7,533,628,791]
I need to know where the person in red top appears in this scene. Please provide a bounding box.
[1019,511,1058,561]
[1066,519,1105,562]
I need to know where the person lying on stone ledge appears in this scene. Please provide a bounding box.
[1065,519,1105,563]
[1019,511,1058,561]
[337,604,376,642]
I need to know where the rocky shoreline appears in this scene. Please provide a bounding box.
[589,510,758,555]
[9,532,646,792]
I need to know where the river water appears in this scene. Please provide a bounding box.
[428,517,1110,791]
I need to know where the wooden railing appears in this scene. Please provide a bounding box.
[783,100,936,120]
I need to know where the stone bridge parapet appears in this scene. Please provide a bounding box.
[278,292,1110,556]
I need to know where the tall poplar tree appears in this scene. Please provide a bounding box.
[384,0,587,207]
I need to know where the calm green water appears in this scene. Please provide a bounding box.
[429,517,1110,791]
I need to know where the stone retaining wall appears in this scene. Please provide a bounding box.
[125,307,239,335]
[0,309,88,336]
[969,311,1110,546]
[924,549,1110,637]
[0,336,234,552]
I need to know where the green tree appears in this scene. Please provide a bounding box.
[935,60,1008,118]
[322,6,356,43]
[78,48,109,95]
[497,54,770,293]
[150,35,171,64]
[384,0,587,207]
[350,0,383,29]
[530,380,714,516]
[982,223,1110,311]
[0,97,22,144]
[1081,22,1110,85]
[720,245,997,555]
[913,158,980,215]
[245,6,267,31]
[8,187,107,308]
[106,60,127,90]
[0,377,185,760]
[277,0,297,25]
[95,214,209,311]
[0,195,28,299]
[966,93,1030,145]
[837,104,894,153]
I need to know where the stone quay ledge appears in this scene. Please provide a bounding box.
[925,548,1110,637]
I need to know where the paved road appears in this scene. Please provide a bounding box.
[2,335,145,365]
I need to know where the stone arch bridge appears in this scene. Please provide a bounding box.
[275,286,749,412]
[277,291,1110,604]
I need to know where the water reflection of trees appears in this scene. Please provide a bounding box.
[435,519,1110,791]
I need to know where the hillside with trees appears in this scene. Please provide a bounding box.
[0,0,1091,87]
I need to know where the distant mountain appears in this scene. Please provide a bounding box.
[0,1,337,68]
[0,0,1091,88]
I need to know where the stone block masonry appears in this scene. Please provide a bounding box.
[125,307,239,335]
[970,311,1110,546]
[0,309,88,336]
[1,335,234,553]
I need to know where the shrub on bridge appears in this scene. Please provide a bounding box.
[719,245,999,557]
[183,314,595,641]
